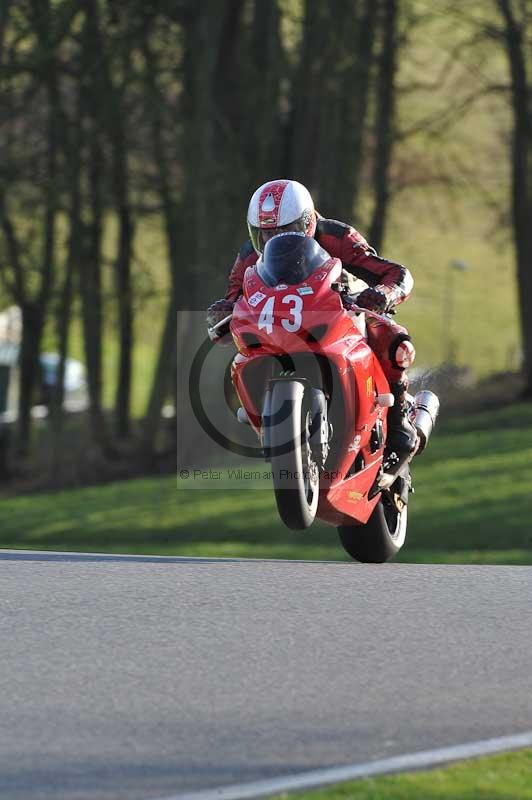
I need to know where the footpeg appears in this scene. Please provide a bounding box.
[376,393,394,408]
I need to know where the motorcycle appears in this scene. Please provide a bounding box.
[209,233,439,563]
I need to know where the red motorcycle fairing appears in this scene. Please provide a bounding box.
[230,258,390,527]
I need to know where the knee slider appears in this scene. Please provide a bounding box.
[390,335,416,369]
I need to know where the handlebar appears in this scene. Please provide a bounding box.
[209,313,233,334]
[343,304,393,320]
[207,295,393,337]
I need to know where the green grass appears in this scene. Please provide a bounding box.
[275,749,532,800]
[1,402,531,564]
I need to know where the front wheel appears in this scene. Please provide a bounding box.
[337,494,407,563]
[266,380,320,530]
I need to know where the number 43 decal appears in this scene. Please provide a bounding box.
[258,295,303,335]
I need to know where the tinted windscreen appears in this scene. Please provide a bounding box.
[257,233,330,287]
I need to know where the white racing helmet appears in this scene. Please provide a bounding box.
[247,179,317,254]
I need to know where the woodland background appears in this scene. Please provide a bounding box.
[1,0,531,488]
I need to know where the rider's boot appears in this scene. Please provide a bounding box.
[386,381,418,456]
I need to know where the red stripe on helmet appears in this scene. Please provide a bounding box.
[258,180,290,228]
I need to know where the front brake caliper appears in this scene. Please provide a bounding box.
[309,388,329,469]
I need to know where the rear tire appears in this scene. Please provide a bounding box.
[337,495,407,563]
[266,380,319,530]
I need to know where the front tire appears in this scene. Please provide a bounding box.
[337,495,407,563]
[266,380,320,530]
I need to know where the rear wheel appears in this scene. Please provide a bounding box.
[337,493,407,563]
[266,380,320,530]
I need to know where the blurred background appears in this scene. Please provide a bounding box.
[0,0,531,563]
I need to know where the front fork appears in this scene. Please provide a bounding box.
[262,381,330,468]
[309,387,329,469]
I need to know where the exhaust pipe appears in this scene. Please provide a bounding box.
[377,390,440,491]
[414,390,440,453]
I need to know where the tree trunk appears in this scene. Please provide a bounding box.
[291,0,378,220]
[51,254,74,430]
[250,0,282,177]
[90,0,135,439]
[78,1,110,448]
[181,1,219,299]
[290,0,333,195]
[79,118,108,446]
[50,51,84,456]
[0,0,12,66]
[142,294,179,458]
[112,133,134,438]
[140,25,181,453]
[496,0,532,396]
[1,0,60,456]
[17,304,42,456]
[369,0,399,250]
[331,0,379,220]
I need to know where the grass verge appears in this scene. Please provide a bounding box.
[273,748,532,799]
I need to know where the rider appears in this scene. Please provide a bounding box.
[206,179,417,456]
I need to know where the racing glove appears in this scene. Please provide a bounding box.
[206,299,234,341]
[354,286,394,314]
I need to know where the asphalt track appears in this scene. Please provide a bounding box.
[1,550,531,799]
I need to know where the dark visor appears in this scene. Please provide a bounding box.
[249,219,306,254]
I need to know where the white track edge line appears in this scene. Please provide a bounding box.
[153,731,532,800]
